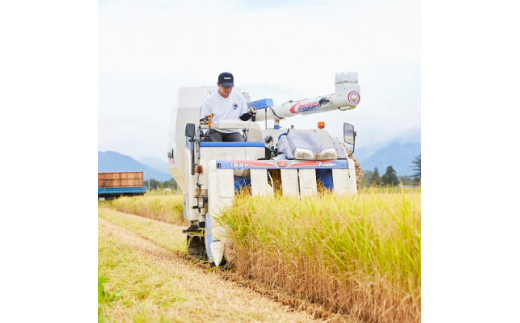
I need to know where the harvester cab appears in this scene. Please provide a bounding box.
[167,72,360,266]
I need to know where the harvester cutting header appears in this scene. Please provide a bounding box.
[167,71,361,266]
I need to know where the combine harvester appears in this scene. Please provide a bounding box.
[167,72,360,266]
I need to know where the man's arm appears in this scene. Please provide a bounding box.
[240,111,252,121]
[238,92,252,121]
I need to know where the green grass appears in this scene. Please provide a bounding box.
[98,208,186,253]
[98,224,187,323]
[145,189,183,196]
[98,216,322,323]
[98,276,122,322]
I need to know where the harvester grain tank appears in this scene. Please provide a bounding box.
[167,72,360,266]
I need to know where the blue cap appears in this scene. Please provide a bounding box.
[218,72,234,87]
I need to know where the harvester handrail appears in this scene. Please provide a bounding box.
[209,120,263,142]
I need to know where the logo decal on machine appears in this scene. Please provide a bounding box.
[218,160,348,169]
[289,100,321,113]
[230,161,274,168]
[348,91,360,105]
[290,161,337,167]
[278,161,287,167]
[318,161,336,167]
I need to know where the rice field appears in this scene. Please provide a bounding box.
[220,187,421,323]
[103,186,420,323]
[110,194,186,225]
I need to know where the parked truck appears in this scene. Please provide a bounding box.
[167,71,360,266]
[98,171,146,200]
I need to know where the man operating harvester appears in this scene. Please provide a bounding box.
[200,72,256,142]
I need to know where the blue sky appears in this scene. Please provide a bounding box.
[98,0,420,161]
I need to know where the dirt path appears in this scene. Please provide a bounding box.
[99,216,332,322]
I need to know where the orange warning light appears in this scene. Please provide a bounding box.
[318,121,325,129]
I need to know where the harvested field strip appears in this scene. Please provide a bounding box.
[111,195,186,225]
[99,207,186,253]
[98,217,331,323]
[99,208,358,322]
[220,188,421,323]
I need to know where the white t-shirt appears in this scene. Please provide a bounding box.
[200,89,248,133]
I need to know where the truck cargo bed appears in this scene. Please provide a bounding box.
[98,172,146,199]
[98,171,144,187]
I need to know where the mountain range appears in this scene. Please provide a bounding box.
[99,127,420,181]
[135,156,169,173]
[354,127,421,176]
[98,151,172,181]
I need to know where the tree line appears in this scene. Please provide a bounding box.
[144,178,178,190]
[361,154,421,187]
